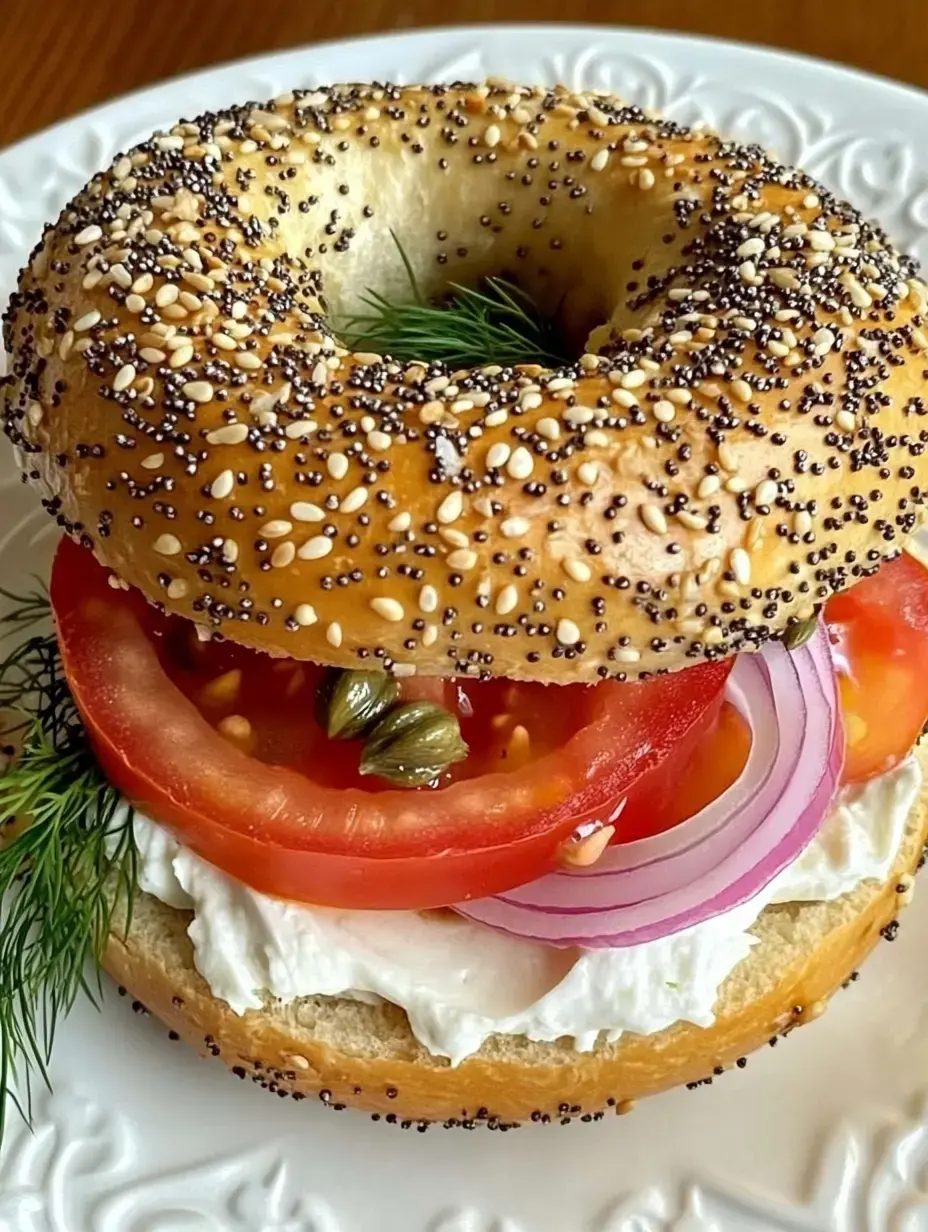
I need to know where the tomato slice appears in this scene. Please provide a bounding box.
[826,551,928,783]
[51,537,732,909]
[618,701,751,842]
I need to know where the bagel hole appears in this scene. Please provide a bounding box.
[322,233,612,367]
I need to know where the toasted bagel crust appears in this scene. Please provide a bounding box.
[4,83,928,681]
[101,745,928,1125]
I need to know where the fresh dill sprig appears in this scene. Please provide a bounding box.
[338,231,570,368]
[0,590,136,1146]
[0,581,49,633]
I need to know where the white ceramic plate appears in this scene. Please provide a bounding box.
[3,24,928,1232]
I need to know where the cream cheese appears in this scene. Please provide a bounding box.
[122,757,922,1066]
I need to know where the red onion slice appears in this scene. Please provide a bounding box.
[455,622,843,947]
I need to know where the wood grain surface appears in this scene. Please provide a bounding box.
[0,0,923,148]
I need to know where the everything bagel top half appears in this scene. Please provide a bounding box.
[4,82,927,682]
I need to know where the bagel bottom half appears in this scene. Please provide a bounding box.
[103,744,928,1127]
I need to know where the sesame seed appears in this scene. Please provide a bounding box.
[155,283,179,307]
[327,622,343,648]
[731,379,752,403]
[487,443,511,469]
[139,347,166,363]
[754,479,778,506]
[536,417,560,440]
[484,124,502,147]
[210,470,235,499]
[794,510,813,536]
[422,624,439,647]
[718,443,738,473]
[835,409,856,433]
[388,512,412,533]
[495,584,518,615]
[327,453,349,481]
[169,344,195,369]
[206,423,248,446]
[653,400,676,424]
[371,597,404,622]
[340,486,368,514]
[113,364,136,392]
[730,548,752,585]
[639,168,655,190]
[519,392,543,410]
[447,549,478,571]
[271,541,296,568]
[611,389,638,408]
[166,579,188,600]
[736,237,764,258]
[437,490,464,524]
[484,409,509,428]
[419,585,438,613]
[235,350,263,371]
[556,619,581,646]
[577,461,599,485]
[640,504,668,535]
[260,520,292,539]
[697,474,721,499]
[590,148,609,172]
[26,402,43,427]
[74,310,101,332]
[563,558,592,583]
[507,447,534,480]
[501,517,530,538]
[154,533,182,556]
[676,510,708,531]
[182,380,214,403]
[441,528,469,548]
[620,369,646,389]
[294,604,317,627]
[808,230,835,252]
[565,406,594,426]
[297,536,332,560]
[813,327,836,355]
[125,294,146,314]
[75,224,103,245]
[367,430,392,452]
[284,420,318,439]
[614,647,641,664]
[546,377,574,393]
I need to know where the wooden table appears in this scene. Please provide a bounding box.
[0,0,922,148]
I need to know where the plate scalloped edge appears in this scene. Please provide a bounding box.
[3,24,928,1232]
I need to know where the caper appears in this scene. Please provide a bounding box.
[782,615,818,651]
[360,701,468,787]
[316,668,399,740]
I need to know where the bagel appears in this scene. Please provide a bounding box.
[102,742,928,1125]
[4,82,928,682]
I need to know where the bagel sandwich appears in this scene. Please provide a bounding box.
[2,80,928,1127]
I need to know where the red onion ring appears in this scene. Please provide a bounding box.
[455,622,843,947]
